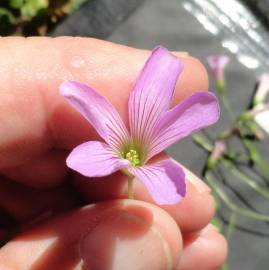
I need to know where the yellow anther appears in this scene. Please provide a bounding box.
[125,149,140,166]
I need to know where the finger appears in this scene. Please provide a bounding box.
[0,229,9,248]
[0,176,80,222]
[0,37,208,173]
[2,150,68,189]
[178,224,228,270]
[73,157,215,233]
[0,200,182,270]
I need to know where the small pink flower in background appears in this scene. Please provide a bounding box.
[60,47,220,205]
[207,140,226,169]
[206,55,230,93]
[253,73,269,105]
[253,73,269,135]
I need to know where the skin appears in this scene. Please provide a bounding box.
[0,37,227,270]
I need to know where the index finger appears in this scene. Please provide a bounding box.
[0,37,208,169]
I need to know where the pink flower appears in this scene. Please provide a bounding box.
[207,140,226,169]
[60,47,220,205]
[206,55,230,93]
[253,73,269,135]
[254,73,269,106]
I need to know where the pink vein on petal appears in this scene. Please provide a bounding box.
[129,159,186,205]
[128,46,184,148]
[60,80,129,150]
[66,141,130,177]
[147,92,220,160]
[60,46,221,206]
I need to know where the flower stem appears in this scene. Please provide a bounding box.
[221,262,228,270]
[127,176,134,199]
[242,138,269,181]
[192,134,213,152]
[223,160,269,201]
[226,212,237,240]
[206,172,269,222]
[221,93,234,120]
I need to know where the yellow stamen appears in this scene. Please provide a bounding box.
[125,149,140,166]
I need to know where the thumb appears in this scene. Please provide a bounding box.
[0,200,182,270]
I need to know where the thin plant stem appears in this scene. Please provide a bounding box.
[242,139,269,181]
[221,93,235,120]
[245,102,269,117]
[195,133,269,194]
[223,160,269,201]
[127,176,134,199]
[221,262,228,270]
[206,173,269,222]
[226,212,237,240]
[192,134,214,152]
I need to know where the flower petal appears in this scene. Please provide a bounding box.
[129,159,186,205]
[148,92,220,159]
[128,46,184,145]
[254,106,269,135]
[254,73,269,105]
[60,80,129,150]
[66,141,130,177]
[206,55,230,71]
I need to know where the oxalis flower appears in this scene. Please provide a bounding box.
[253,73,269,135]
[206,55,230,94]
[60,47,220,205]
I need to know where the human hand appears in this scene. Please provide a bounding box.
[0,37,227,270]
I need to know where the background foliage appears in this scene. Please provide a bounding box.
[201,57,269,270]
[0,0,88,36]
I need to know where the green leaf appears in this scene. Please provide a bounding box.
[20,0,49,19]
[0,8,16,35]
[9,0,24,9]
[0,8,16,23]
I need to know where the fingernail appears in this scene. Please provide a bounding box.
[79,208,173,270]
[183,167,211,194]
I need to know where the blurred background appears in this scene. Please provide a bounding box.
[1,0,269,269]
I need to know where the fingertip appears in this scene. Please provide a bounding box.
[159,181,216,233]
[173,55,209,104]
[80,200,182,270]
[187,56,209,91]
[178,224,228,270]
[0,200,182,270]
[74,165,216,233]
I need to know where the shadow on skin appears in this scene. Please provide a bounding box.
[0,175,80,224]
[12,202,153,270]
